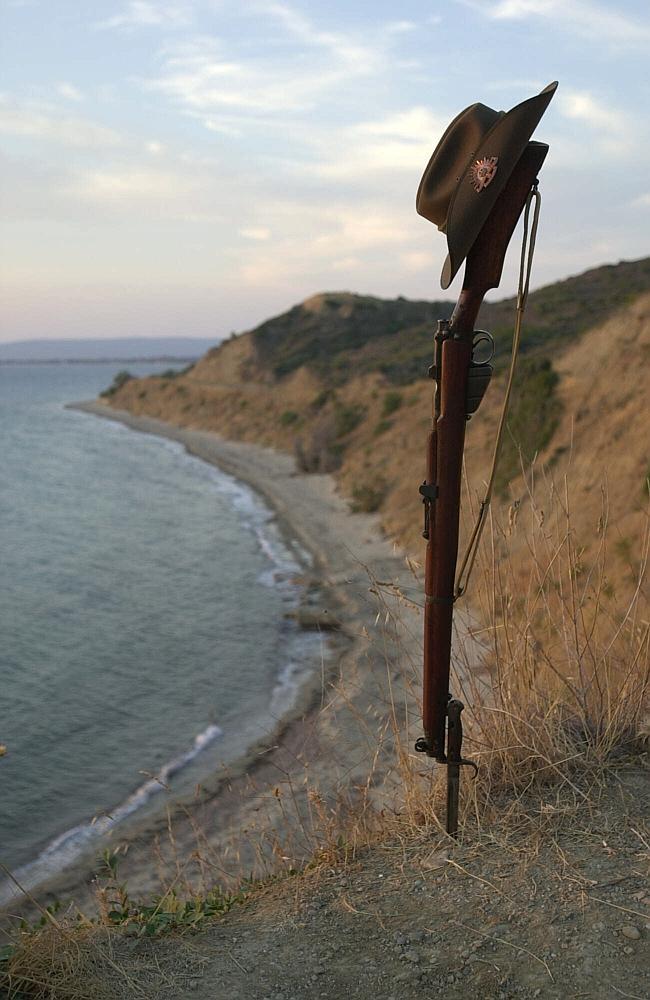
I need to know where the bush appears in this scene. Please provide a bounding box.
[495,356,562,495]
[350,481,386,513]
[294,416,343,473]
[374,419,393,436]
[280,410,300,426]
[381,390,403,417]
[100,370,133,398]
[334,403,365,438]
[310,389,333,412]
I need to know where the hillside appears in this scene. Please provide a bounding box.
[222,256,650,385]
[105,257,650,598]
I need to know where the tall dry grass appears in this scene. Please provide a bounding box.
[383,470,649,846]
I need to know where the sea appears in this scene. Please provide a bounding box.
[0,362,323,902]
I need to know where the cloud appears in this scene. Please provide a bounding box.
[257,2,383,74]
[401,251,433,272]
[240,227,272,241]
[0,151,69,222]
[556,89,639,159]
[220,193,420,295]
[0,98,123,148]
[301,107,446,181]
[465,0,650,47]
[146,43,311,115]
[356,107,445,141]
[97,1,192,30]
[330,255,363,271]
[68,167,195,204]
[143,4,413,124]
[57,83,84,102]
[384,20,417,34]
[311,138,429,179]
[559,91,623,134]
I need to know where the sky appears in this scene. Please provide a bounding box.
[1,0,649,343]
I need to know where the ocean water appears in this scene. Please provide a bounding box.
[0,363,320,898]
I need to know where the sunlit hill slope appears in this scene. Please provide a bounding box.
[106,257,650,598]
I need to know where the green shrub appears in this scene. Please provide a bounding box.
[374,419,393,436]
[381,390,403,417]
[294,416,343,473]
[350,481,386,513]
[279,410,299,426]
[100,370,133,398]
[334,403,365,438]
[310,389,333,412]
[494,356,562,495]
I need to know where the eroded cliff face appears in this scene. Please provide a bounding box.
[107,290,650,602]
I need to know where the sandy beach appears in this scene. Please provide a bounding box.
[3,400,430,919]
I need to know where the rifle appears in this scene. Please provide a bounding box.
[415,142,549,836]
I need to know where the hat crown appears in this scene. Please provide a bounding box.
[416,81,558,288]
[417,103,502,230]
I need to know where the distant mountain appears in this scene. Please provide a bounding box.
[0,337,219,363]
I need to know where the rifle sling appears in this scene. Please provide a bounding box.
[454,182,542,600]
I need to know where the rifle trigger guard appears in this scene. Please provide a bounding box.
[459,758,479,779]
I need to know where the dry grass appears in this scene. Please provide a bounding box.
[381,471,650,848]
[0,919,212,999]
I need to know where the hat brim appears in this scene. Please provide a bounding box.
[441,81,557,289]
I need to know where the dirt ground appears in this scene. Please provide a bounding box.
[128,769,650,1000]
[9,764,644,1000]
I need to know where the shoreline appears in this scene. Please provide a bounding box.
[3,401,422,918]
[67,401,399,574]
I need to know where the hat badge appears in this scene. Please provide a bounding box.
[470,156,499,193]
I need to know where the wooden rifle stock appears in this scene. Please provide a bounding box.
[417,142,548,833]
